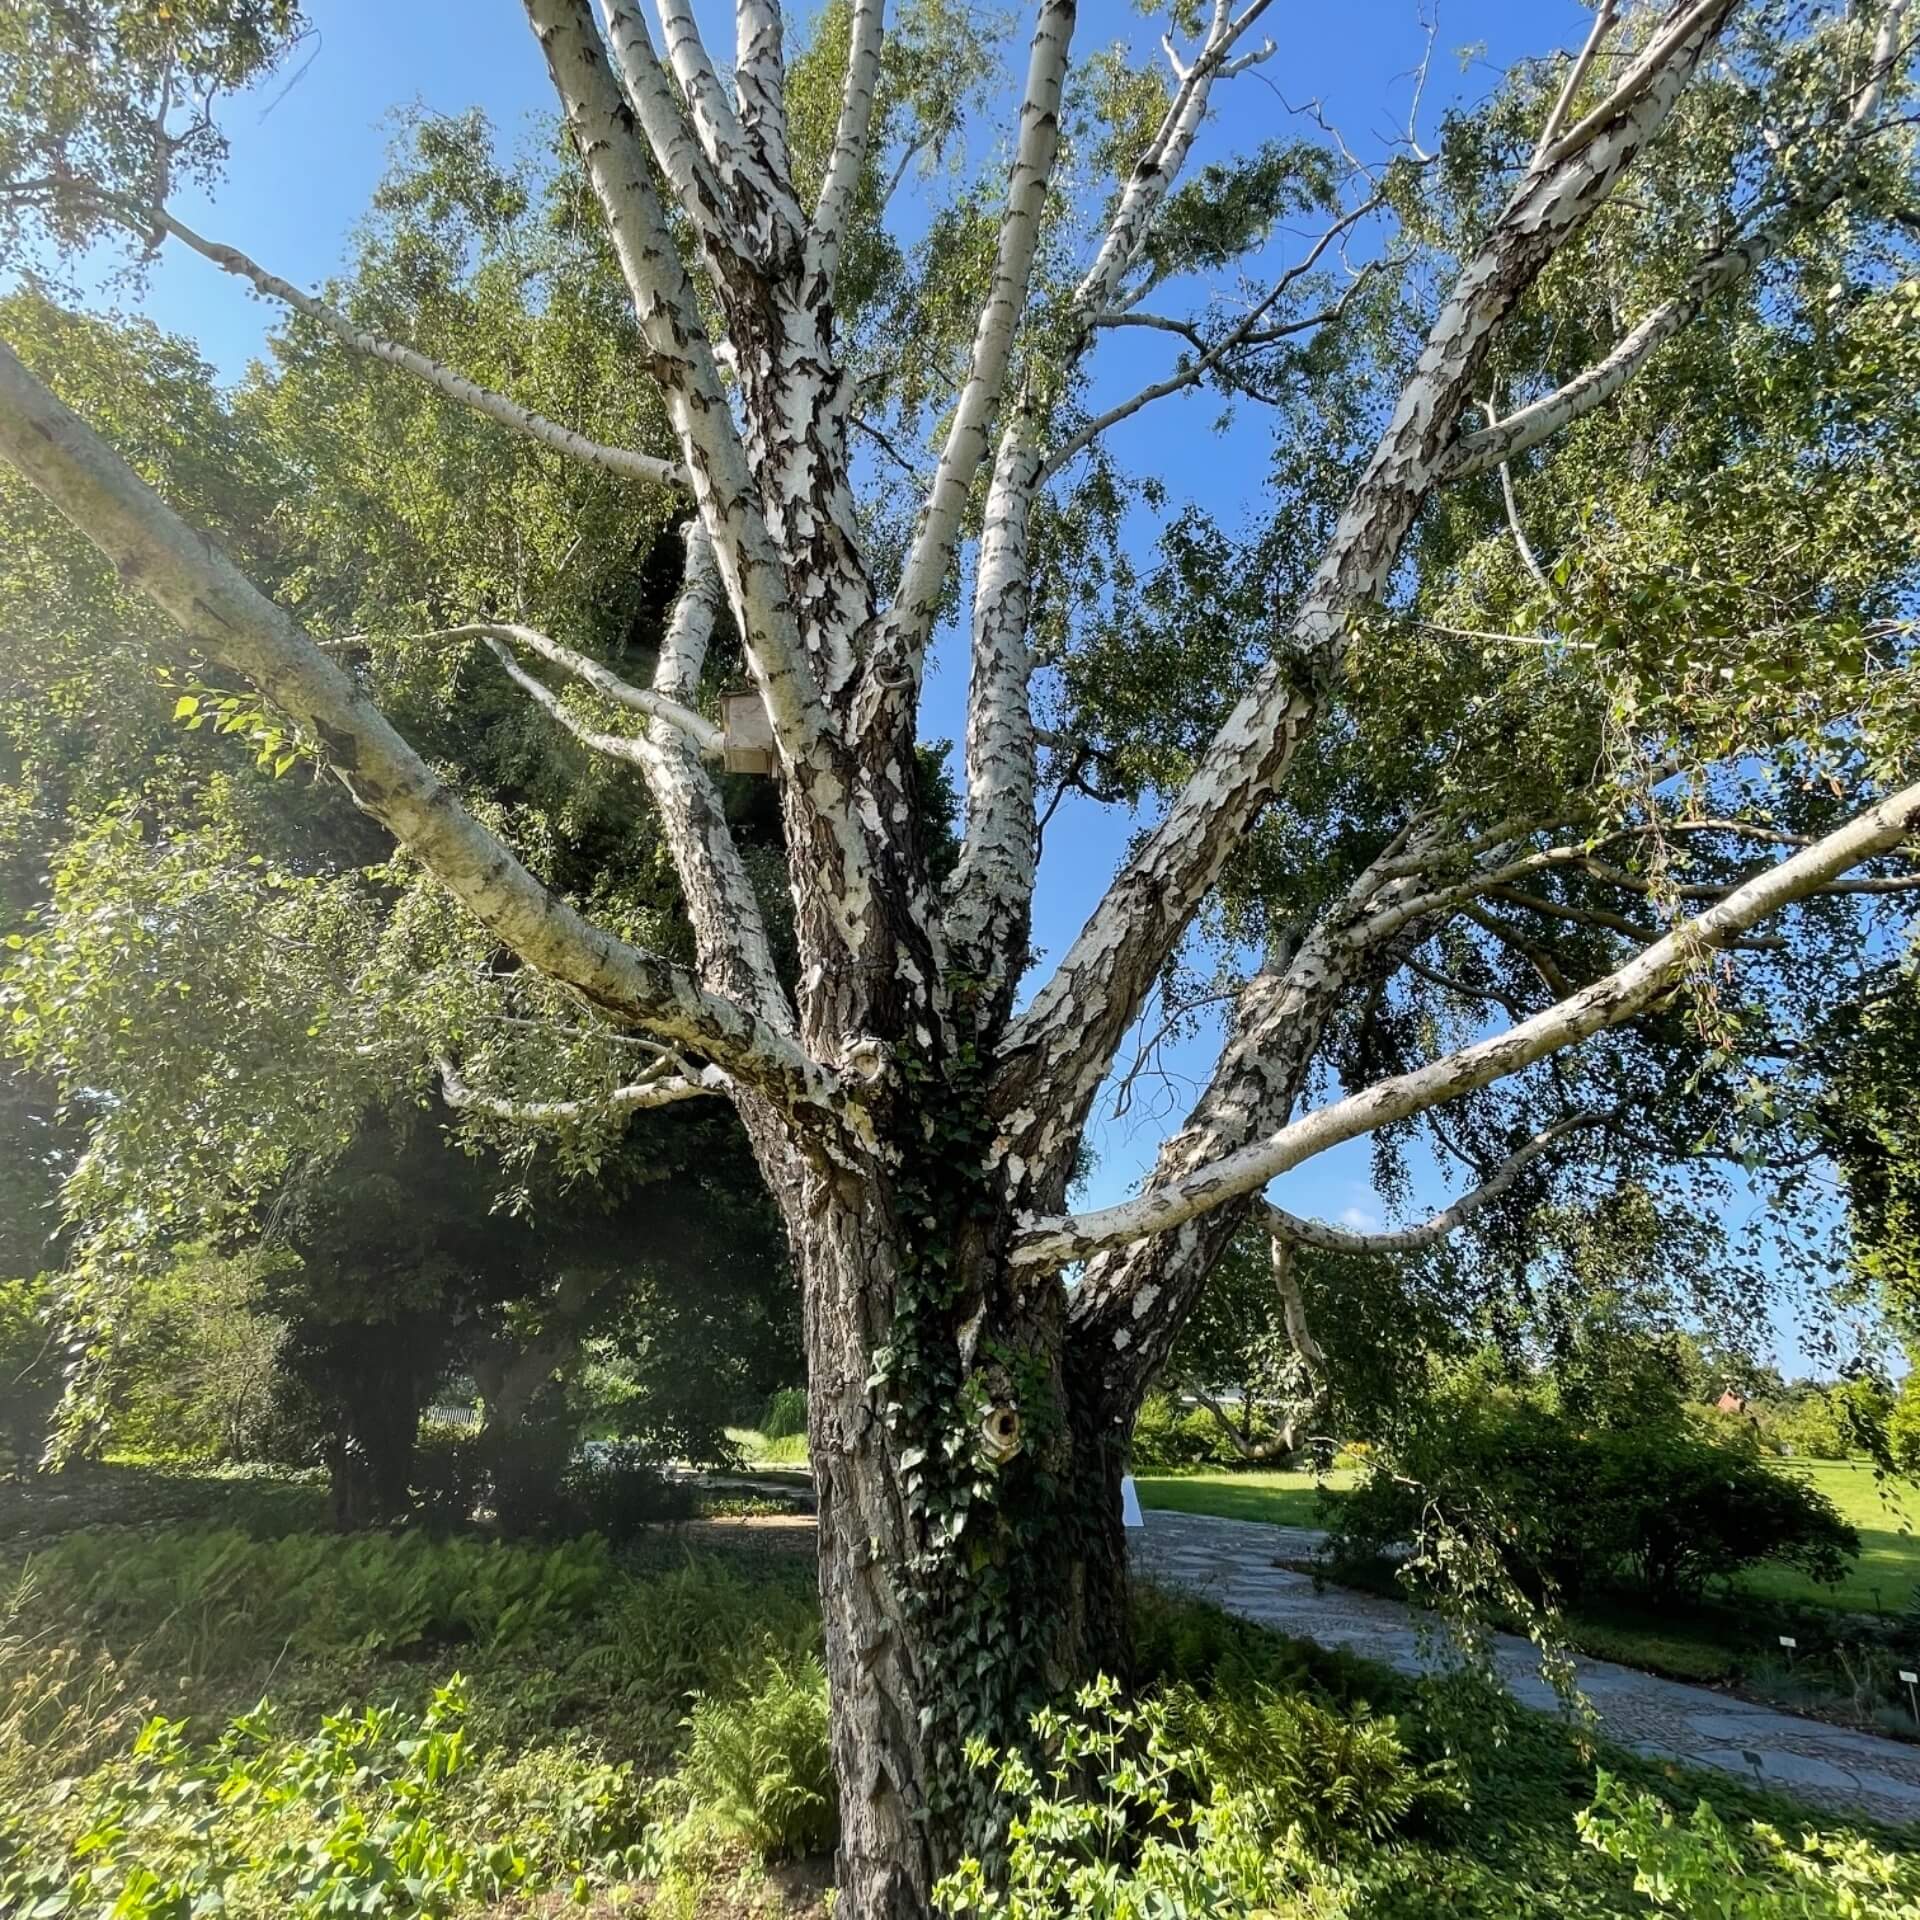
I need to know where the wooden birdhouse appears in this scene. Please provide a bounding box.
[721,689,775,775]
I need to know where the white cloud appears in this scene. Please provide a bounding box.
[1337,1205,1380,1232]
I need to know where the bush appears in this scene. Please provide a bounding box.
[411,1417,488,1531]
[1578,1772,1920,1917]
[934,1676,1354,1918]
[1129,1393,1261,1471]
[1888,1377,1920,1477]
[0,1276,62,1472]
[563,1441,696,1539]
[0,1676,651,1917]
[1333,1397,1859,1602]
[1771,1391,1855,1461]
[676,1649,837,1859]
[759,1386,809,1441]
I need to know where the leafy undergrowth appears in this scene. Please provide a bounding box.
[1,1465,1915,1918]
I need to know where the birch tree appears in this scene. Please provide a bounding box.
[2,2,1918,1910]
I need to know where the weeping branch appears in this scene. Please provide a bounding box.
[1263,1112,1600,1254]
[141,207,688,490]
[0,335,837,1115]
[430,620,724,757]
[1447,0,1910,482]
[1013,772,1920,1266]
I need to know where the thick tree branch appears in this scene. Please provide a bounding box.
[599,1,741,261]
[945,0,1278,998]
[1015,774,1920,1266]
[652,0,802,252]
[1000,1,1737,1162]
[734,0,794,198]
[0,336,835,1116]
[142,207,687,490]
[1263,1111,1599,1253]
[862,0,1076,710]
[526,0,879,946]
[1533,0,1618,166]
[1074,0,1276,317]
[943,425,1041,1010]
[1446,0,1910,482]
[807,0,886,295]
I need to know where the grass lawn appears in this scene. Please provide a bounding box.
[1133,1466,1352,1529]
[1738,1458,1920,1616]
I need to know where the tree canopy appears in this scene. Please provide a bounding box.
[2,1,1918,1909]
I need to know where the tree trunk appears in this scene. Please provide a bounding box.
[783,1147,1134,1917]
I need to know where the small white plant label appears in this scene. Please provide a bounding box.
[1901,1670,1918,1686]
[1778,1635,1797,1650]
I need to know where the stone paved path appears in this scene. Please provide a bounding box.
[1131,1508,1920,1829]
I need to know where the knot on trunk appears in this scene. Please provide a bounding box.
[979,1397,1022,1466]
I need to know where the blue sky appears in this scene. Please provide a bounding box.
[54,1,1865,1373]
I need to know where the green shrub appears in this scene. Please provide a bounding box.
[676,1649,837,1859]
[411,1419,488,1531]
[759,1386,809,1442]
[1333,1398,1859,1601]
[0,1275,62,1472]
[1577,1772,1920,1917]
[934,1676,1354,1919]
[562,1442,697,1539]
[1129,1393,1260,1471]
[1888,1377,1920,1477]
[1159,1684,1459,1851]
[0,1675,651,1917]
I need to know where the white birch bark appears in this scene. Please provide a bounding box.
[524,0,879,946]
[998,0,1738,1156]
[943,0,1274,1004]
[0,336,835,1114]
[145,208,687,489]
[1263,1113,1599,1253]
[1016,773,1920,1267]
[807,0,886,295]
[434,621,724,756]
[441,1055,729,1119]
[860,0,1075,712]
[1448,0,1907,481]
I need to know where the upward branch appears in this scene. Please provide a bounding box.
[0,338,838,1119]
[997,0,1739,1164]
[1447,0,1911,481]
[525,0,880,947]
[860,0,1077,718]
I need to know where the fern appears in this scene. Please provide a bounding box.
[1157,1684,1460,1851]
[677,1649,837,1859]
